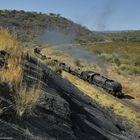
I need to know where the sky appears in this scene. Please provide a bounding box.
[0,0,140,31]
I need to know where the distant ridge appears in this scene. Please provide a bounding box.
[0,10,104,43]
[0,10,139,43]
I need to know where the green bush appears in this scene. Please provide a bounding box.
[75,59,83,67]
[119,65,140,75]
[45,60,55,66]
[100,53,121,66]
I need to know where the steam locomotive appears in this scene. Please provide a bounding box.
[34,48,124,98]
[80,71,123,97]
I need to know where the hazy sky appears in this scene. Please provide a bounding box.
[0,0,140,31]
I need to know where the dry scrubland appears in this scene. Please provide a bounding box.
[82,42,140,75]
[82,42,140,104]
[0,29,42,117]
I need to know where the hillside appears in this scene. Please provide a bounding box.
[0,10,104,43]
[1,10,140,44]
[0,29,139,140]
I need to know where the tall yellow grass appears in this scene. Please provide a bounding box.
[0,29,23,85]
[0,66,23,85]
[0,29,22,57]
[0,29,43,117]
[15,85,43,117]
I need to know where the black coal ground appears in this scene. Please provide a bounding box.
[0,57,139,140]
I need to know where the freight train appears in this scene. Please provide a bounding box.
[34,48,124,98]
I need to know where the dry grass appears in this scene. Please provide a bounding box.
[0,29,23,86]
[62,71,140,132]
[0,29,22,57]
[0,66,23,86]
[14,85,43,117]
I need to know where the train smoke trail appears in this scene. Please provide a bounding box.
[40,29,108,76]
[96,0,113,31]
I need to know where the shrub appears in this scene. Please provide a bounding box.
[100,53,121,66]
[134,59,140,66]
[45,59,55,66]
[119,64,140,75]
[50,66,62,75]
[113,57,121,66]
[14,85,43,117]
[75,59,82,67]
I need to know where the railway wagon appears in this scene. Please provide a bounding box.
[70,68,81,78]
[58,62,81,77]
[34,48,41,54]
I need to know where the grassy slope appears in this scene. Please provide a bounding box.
[62,71,140,132]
